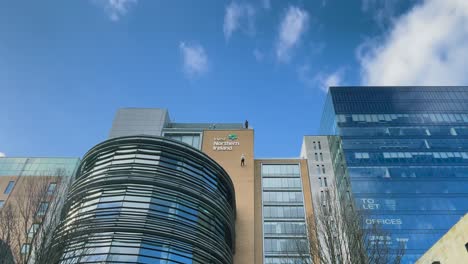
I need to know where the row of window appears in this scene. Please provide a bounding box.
[350,151,468,164]
[318,177,328,187]
[349,166,468,179]
[312,141,322,150]
[340,126,468,138]
[264,238,309,253]
[336,114,468,123]
[314,152,324,162]
[262,165,301,177]
[1,181,56,195]
[315,165,326,174]
[264,222,307,235]
[338,113,468,124]
[334,101,468,113]
[89,149,233,202]
[263,191,304,203]
[343,138,468,151]
[57,241,196,263]
[164,133,201,150]
[262,178,302,189]
[263,206,305,219]
[356,152,468,159]
[332,89,468,102]
[265,257,309,264]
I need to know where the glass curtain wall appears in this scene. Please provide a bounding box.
[320,87,468,263]
[53,136,236,264]
[164,133,201,150]
[261,164,310,264]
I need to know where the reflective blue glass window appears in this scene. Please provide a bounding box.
[321,87,468,263]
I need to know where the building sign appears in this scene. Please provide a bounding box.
[361,198,380,210]
[213,134,240,151]
[366,218,402,225]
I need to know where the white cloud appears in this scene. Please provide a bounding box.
[298,65,344,92]
[223,2,256,40]
[253,49,264,62]
[0,152,5,158]
[94,0,137,21]
[179,42,209,78]
[276,6,309,62]
[359,0,468,86]
[318,70,344,92]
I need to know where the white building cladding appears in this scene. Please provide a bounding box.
[300,135,353,263]
[300,136,352,210]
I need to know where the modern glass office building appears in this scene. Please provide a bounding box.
[54,136,236,263]
[320,86,468,263]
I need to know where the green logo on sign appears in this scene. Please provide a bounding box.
[228,134,238,140]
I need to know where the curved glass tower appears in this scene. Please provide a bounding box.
[54,136,236,264]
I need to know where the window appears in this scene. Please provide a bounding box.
[465,242,468,252]
[320,153,323,161]
[47,183,57,195]
[313,141,317,150]
[322,165,326,174]
[37,202,49,216]
[316,165,320,174]
[261,164,309,259]
[28,224,40,238]
[0,200,4,208]
[324,177,328,187]
[318,141,322,150]
[319,177,322,187]
[431,262,440,264]
[314,153,318,161]
[21,243,30,255]
[4,181,15,194]
[164,133,201,149]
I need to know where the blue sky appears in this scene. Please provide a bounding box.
[1,0,467,158]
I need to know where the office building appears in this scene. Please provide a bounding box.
[320,86,468,263]
[416,213,468,264]
[53,108,327,264]
[0,157,80,263]
[254,159,315,264]
[55,108,256,263]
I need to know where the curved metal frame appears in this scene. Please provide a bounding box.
[54,136,236,264]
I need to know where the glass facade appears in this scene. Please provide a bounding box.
[54,136,236,264]
[261,164,310,264]
[320,86,468,263]
[164,133,201,150]
[0,157,80,177]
